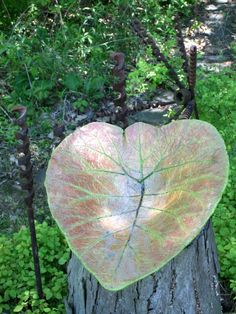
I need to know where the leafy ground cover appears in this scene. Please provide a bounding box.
[0,0,235,312]
[0,222,70,313]
[197,68,236,306]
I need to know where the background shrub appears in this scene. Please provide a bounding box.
[0,0,196,131]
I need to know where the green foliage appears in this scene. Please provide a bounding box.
[127,57,169,95]
[0,221,70,313]
[0,4,109,121]
[196,68,236,297]
[0,114,17,144]
[0,0,197,145]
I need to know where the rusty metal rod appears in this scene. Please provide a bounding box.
[12,106,44,299]
[110,52,127,124]
[189,45,199,119]
[189,45,197,91]
[179,99,195,119]
[175,15,189,77]
[131,19,185,90]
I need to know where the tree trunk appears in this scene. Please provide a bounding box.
[65,220,222,314]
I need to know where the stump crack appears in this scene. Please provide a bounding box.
[134,281,140,313]
[82,278,87,310]
[192,274,203,314]
[114,293,119,313]
[92,284,99,314]
[169,266,177,305]
[147,274,158,312]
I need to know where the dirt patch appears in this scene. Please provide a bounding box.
[0,142,50,234]
[184,0,236,70]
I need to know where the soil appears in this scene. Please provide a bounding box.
[0,141,51,233]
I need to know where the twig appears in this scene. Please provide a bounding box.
[24,63,33,90]
[0,179,7,186]
[0,105,13,121]
[54,0,67,41]
[1,0,12,22]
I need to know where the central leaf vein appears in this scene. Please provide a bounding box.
[114,182,145,272]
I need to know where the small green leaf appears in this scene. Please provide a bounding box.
[45,289,53,300]
[13,304,24,312]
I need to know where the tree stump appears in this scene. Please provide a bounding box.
[65,220,222,314]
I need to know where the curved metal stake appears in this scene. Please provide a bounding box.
[12,106,44,299]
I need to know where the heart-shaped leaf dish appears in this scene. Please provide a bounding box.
[45,120,229,291]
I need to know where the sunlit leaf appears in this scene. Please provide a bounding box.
[45,120,229,291]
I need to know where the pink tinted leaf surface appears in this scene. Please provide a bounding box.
[45,120,229,291]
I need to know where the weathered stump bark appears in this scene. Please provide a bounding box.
[65,221,222,314]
